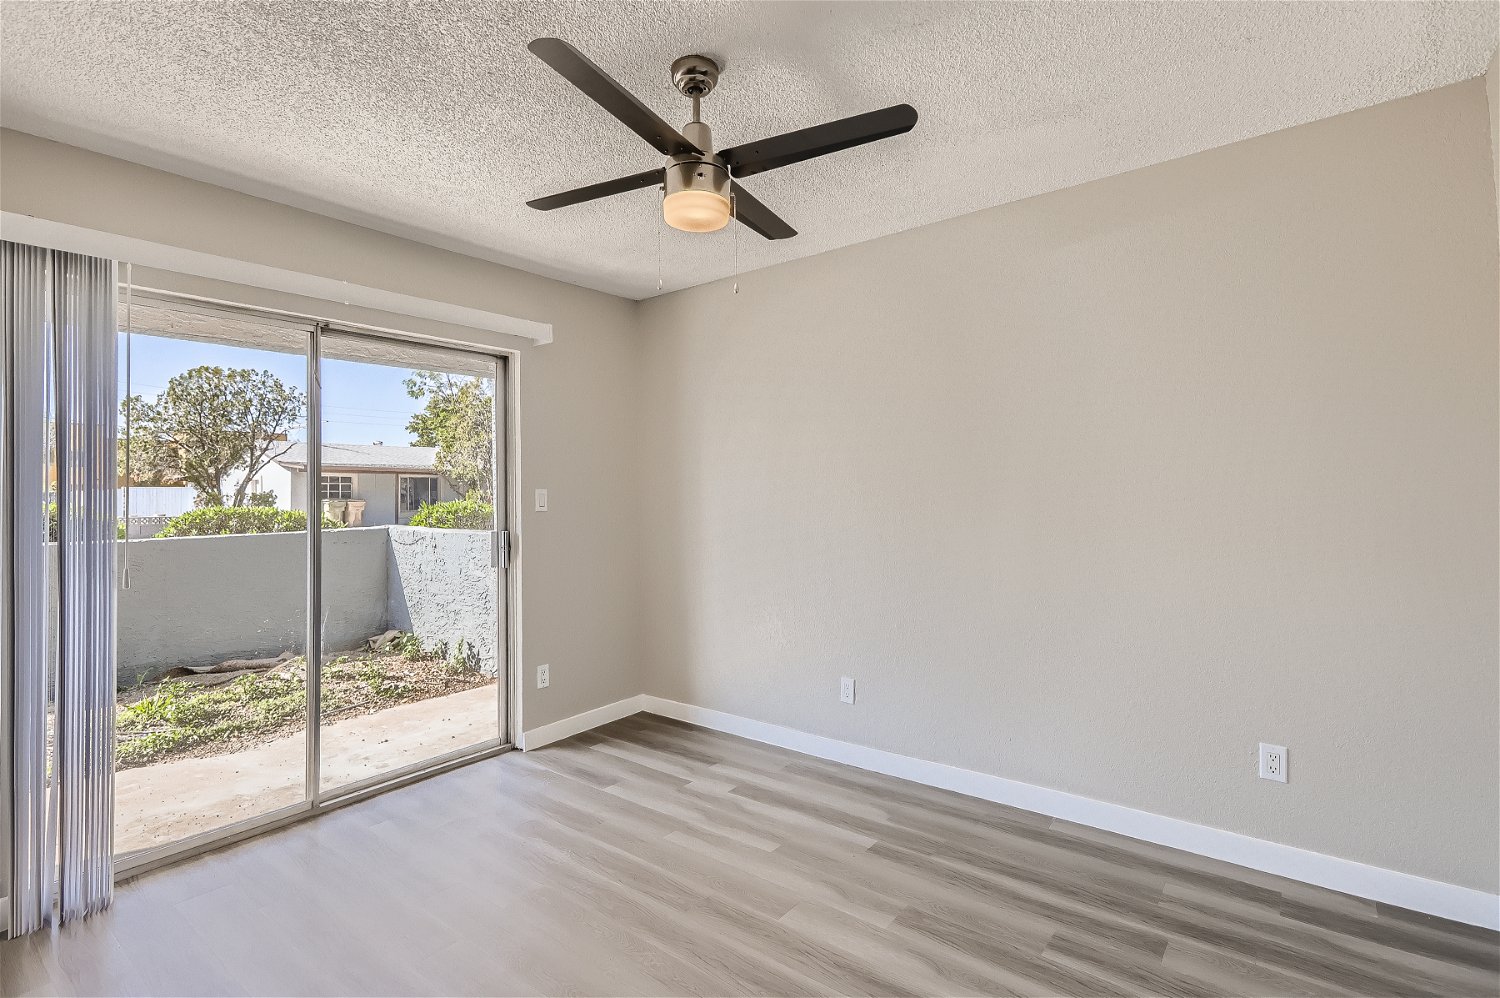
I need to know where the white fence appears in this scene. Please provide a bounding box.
[117,486,195,517]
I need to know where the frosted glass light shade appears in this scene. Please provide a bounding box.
[663,190,731,232]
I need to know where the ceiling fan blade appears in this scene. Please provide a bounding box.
[719,104,917,178]
[730,182,796,240]
[528,38,702,157]
[527,168,665,211]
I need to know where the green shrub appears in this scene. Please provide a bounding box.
[46,502,127,541]
[155,506,341,538]
[408,496,494,530]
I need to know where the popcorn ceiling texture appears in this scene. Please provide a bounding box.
[1,1,1496,299]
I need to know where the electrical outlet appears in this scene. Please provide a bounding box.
[535,489,549,512]
[1258,742,1287,783]
[536,664,550,689]
[839,676,856,705]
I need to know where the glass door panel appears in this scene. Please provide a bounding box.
[114,295,312,857]
[316,332,503,793]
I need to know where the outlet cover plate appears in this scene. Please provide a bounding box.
[537,664,550,689]
[839,677,856,705]
[1258,742,1288,783]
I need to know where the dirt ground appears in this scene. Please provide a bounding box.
[114,683,500,856]
[116,647,492,769]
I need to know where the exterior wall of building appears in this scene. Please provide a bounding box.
[271,468,458,526]
[289,470,308,513]
[319,471,460,526]
[351,472,397,526]
[253,462,296,510]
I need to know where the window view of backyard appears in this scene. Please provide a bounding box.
[112,299,502,857]
[318,330,500,794]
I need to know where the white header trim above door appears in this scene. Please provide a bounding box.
[0,212,553,344]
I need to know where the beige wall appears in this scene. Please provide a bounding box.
[1489,48,1499,216]
[0,128,644,735]
[637,79,1500,892]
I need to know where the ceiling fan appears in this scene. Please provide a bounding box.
[525,38,918,239]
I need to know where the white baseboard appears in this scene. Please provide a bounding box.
[639,695,1500,931]
[519,695,647,750]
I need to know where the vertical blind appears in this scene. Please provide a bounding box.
[4,240,118,933]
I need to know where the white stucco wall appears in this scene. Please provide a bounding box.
[319,526,400,656]
[385,526,496,673]
[109,527,387,684]
[105,526,496,685]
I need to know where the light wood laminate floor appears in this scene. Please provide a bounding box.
[4,713,1497,997]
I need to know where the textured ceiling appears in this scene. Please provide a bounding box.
[2,2,1496,300]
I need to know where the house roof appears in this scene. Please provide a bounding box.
[274,443,438,474]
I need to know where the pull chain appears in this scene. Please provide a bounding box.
[731,190,740,295]
[657,184,665,294]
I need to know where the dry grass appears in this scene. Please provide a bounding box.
[116,638,491,769]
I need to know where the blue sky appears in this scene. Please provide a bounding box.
[120,334,424,446]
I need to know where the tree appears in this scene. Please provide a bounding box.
[122,366,304,507]
[403,372,464,448]
[404,372,494,500]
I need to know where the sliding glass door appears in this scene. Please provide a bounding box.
[114,298,314,856]
[315,333,504,794]
[114,293,508,864]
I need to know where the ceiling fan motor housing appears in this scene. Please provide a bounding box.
[664,119,730,207]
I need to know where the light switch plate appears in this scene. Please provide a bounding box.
[535,489,548,512]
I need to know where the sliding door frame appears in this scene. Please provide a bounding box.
[304,323,324,800]
[114,292,519,880]
[309,324,511,802]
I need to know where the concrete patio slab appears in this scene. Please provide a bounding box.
[115,684,500,856]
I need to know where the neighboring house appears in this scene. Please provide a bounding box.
[254,443,459,527]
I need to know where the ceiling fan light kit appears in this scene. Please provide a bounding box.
[663,86,731,233]
[663,187,730,232]
[526,38,917,242]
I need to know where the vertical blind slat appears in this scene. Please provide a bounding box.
[5,241,54,935]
